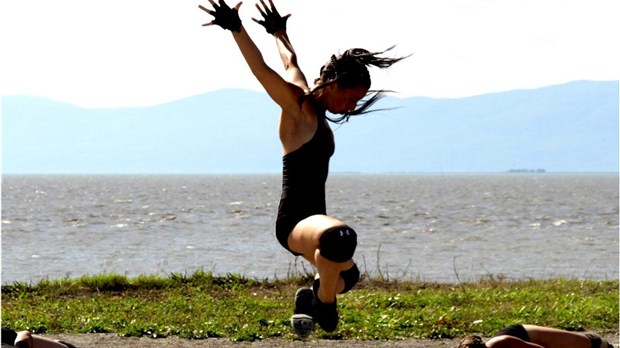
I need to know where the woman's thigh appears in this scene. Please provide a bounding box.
[287,214,346,262]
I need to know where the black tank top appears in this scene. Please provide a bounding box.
[279,113,335,219]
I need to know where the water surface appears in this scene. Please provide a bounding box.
[2,174,618,284]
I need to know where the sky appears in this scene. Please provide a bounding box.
[1,0,618,108]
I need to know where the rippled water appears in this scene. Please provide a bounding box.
[1,173,618,284]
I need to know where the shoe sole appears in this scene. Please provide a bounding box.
[291,313,314,338]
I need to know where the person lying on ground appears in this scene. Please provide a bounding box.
[458,323,614,348]
[1,328,76,348]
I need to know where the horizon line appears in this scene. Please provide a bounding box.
[3,79,617,110]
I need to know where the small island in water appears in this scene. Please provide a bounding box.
[507,168,546,173]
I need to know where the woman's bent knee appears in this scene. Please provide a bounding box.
[319,225,357,263]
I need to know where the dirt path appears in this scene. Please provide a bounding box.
[41,333,619,348]
[44,334,461,347]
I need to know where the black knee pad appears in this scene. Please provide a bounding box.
[339,264,360,294]
[319,226,357,263]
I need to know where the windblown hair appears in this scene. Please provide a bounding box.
[457,335,486,348]
[310,46,408,123]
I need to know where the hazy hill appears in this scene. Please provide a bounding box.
[2,80,618,174]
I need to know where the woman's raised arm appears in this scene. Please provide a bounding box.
[252,0,309,90]
[199,0,303,110]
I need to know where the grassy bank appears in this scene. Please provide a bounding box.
[1,271,618,341]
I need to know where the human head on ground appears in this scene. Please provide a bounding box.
[458,335,486,348]
[310,47,407,122]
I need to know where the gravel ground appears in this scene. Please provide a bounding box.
[39,333,619,348]
[41,334,461,347]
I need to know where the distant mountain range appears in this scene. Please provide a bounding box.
[2,80,618,174]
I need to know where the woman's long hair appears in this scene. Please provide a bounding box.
[310,46,408,124]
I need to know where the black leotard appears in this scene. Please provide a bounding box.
[2,328,18,345]
[275,113,334,255]
[496,324,530,342]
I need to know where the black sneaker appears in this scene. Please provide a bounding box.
[294,287,315,315]
[312,279,339,332]
[290,287,315,338]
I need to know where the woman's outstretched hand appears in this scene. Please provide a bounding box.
[199,0,243,32]
[252,0,290,35]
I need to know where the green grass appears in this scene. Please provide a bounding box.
[1,271,618,341]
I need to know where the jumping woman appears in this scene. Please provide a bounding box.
[199,0,406,336]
